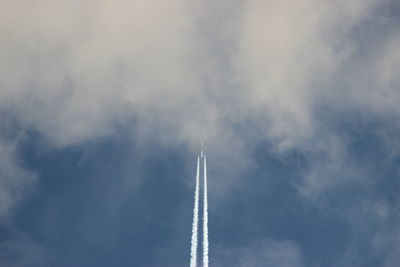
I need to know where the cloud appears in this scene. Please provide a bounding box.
[0,0,400,228]
[333,199,400,266]
[0,0,394,147]
[0,138,35,218]
[0,226,48,267]
[0,0,208,146]
[1,2,400,266]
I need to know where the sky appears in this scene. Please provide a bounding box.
[1,0,400,266]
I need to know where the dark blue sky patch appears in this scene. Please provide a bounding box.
[10,132,194,267]
[1,112,399,267]
[211,143,351,267]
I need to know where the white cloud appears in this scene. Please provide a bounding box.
[0,0,399,213]
[229,0,379,148]
[1,1,400,265]
[0,0,209,146]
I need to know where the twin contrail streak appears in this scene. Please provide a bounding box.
[203,155,209,267]
[190,156,200,267]
[189,144,209,267]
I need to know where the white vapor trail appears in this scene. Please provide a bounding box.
[203,155,209,267]
[190,156,200,267]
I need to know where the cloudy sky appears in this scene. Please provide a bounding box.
[1,0,400,266]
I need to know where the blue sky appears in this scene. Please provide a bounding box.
[1,1,400,266]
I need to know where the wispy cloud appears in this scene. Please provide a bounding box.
[213,239,303,267]
[0,139,35,218]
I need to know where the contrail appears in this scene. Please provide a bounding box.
[190,156,200,267]
[203,155,209,267]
